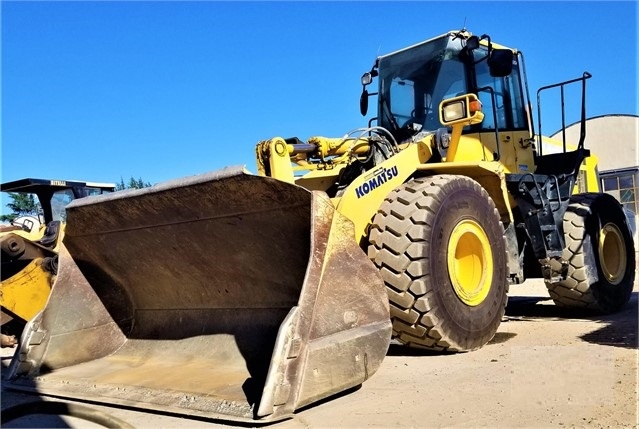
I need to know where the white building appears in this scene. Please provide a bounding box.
[553,114,638,245]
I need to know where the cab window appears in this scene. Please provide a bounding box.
[50,189,74,222]
[474,50,527,131]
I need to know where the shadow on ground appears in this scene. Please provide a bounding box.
[505,291,638,349]
[388,291,638,356]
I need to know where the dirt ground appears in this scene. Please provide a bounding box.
[1,278,637,429]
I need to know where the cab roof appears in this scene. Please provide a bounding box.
[1,178,116,193]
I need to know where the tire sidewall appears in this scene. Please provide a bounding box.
[586,194,635,311]
[428,179,507,344]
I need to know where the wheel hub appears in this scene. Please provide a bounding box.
[447,219,493,306]
[598,222,627,285]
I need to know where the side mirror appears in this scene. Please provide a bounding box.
[359,69,377,116]
[488,48,514,77]
[360,89,369,116]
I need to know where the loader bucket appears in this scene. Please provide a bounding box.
[6,166,391,423]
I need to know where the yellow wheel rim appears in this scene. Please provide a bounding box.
[447,219,493,306]
[598,222,627,285]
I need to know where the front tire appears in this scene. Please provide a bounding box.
[546,193,635,312]
[368,175,508,351]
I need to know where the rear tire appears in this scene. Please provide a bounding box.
[368,175,508,351]
[546,193,635,313]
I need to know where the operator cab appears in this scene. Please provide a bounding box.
[1,178,116,235]
[361,31,529,145]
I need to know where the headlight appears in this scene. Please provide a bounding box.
[442,101,466,122]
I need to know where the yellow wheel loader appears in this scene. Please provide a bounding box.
[6,30,635,423]
[1,178,115,337]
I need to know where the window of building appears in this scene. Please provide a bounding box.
[600,169,639,215]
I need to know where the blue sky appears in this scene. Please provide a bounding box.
[1,1,637,212]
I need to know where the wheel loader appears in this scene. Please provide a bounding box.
[6,30,635,423]
[1,178,115,337]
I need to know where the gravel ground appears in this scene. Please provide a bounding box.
[1,278,637,428]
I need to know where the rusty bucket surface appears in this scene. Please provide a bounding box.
[7,166,391,422]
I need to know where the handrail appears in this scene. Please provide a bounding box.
[536,72,592,155]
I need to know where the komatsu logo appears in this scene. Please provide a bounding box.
[355,165,398,199]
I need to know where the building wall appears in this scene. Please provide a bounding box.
[552,114,638,171]
[552,114,638,252]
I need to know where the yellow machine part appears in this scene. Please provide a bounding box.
[0,258,53,323]
[1,221,46,241]
[7,167,392,423]
[539,134,601,193]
